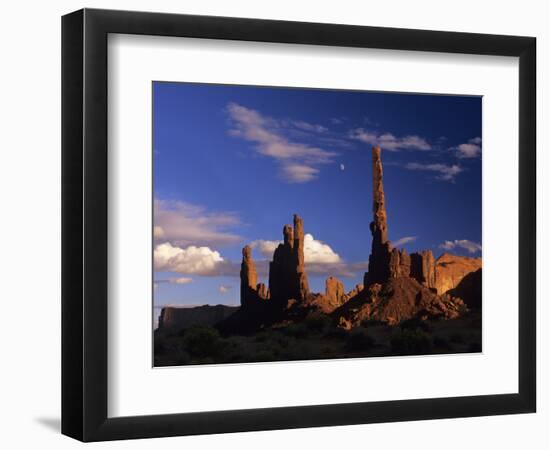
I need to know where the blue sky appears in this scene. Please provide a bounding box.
[153,82,481,311]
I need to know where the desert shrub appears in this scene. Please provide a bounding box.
[175,350,191,365]
[360,319,386,328]
[278,340,318,360]
[321,345,334,355]
[253,350,277,362]
[400,317,432,332]
[282,322,309,338]
[254,331,271,343]
[271,333,291,348]
[450,332,465,344]
[304,313,333,333]
[154,339,166,355]
[391,329,432,355]
[182,325,223,357]
[224,335,247,348]
[346,328,375,351]
[432,336,451,350]
[323,326,348,339]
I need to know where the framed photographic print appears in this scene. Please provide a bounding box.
[62,8,536,442]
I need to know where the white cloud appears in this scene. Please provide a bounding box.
[392,236,417,247]
[154,232,359,280]
[154,199,241,248]
[292,120,327,133]
[404,162,463,182]
[155,276,194,285]
[172,277,193,284]
[281,164,320,183]
[350,128,431,151]
[154,242,225,275]
[250,239,281,258]
[227,102,337,183]
[439,239,482,254]
[454,137,482,158]
[219,285,232,294]
[340,163,345,171]
[304,233,341,264]
[250,233,341,264]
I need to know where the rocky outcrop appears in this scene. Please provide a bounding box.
[239,246,271,308]
[223,214,315,333]
[269,214,309,304]
[293,215,310,301]
[324,276,346,309]
[256,283,270,300]
[410,250,436,289]
[365,147,393,286]
[346,283,364,299]
[240,245,257,305]
[434,253,482,295]
[295,276,350,314]
[157,305,238,332]
[389,248,411,278]
[228,146,478,332]
[333,277,466,328]
[447,268,482,308]
[346,146,470,326]
[371,146,389,245]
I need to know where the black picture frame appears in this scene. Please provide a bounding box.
[62,8,536,442]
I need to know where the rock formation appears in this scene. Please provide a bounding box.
[256,283,270,300]
[293,215,310,301]
[410,250,436,289]
[157,304,239,332]
[389,248,411,278]
[226,146,480,333]
[434,253,482,295]
[240,245,260,307]
[448,268,482,308]
[221,214,314,333]
[269,215,309,304]
[342,146,473,326]
[346,283,364,299]
[364,147,393,286]
[333,277,465,328]
[324,276,346,309]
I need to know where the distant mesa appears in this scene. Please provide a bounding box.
[172,146,481,334]
[157,304,238,333]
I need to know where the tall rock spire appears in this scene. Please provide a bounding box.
[240,245,258,307]
[293,214,309,301]
[268,214,309,304]
[372,146,389,245]
[365,146,393,286]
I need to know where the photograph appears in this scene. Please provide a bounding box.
[152,83,482,366]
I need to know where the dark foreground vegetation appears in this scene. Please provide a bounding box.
[154,311,481,367]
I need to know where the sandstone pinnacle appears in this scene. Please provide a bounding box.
[365,147,393,286]
[240,245,258,307]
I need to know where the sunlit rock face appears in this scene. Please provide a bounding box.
[434,253,482,295]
